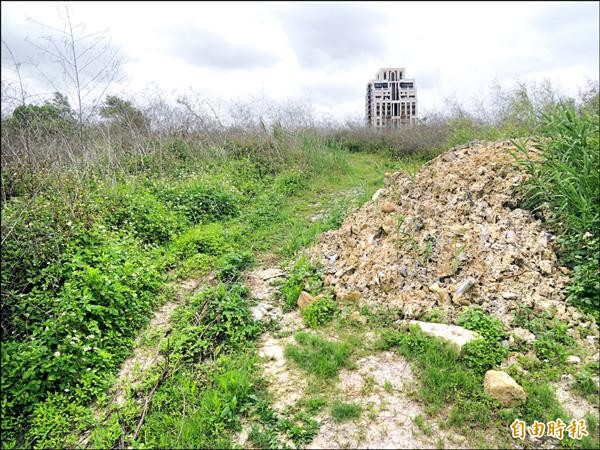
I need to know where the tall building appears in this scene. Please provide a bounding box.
[365,68,418,128]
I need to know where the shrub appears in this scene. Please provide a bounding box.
[216,251,254,283]
[462,339,509,374]
[167,284,260,363]
[101,184,183,244]
[158,180,239,225]
[514,105,599,316]
[172,223,230,258]
[302,295,338,328]
[457,307,506,342]
[273,170,308,195]
[457,307,508,373]
[1,225,163,444]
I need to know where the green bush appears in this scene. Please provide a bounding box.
[273,170,308,195]
[158,180,239,225]
[302,295,339,328]
[172,223,230,258]
[1,224,163,444]
[457,307,506,342]
[462,339,509,374]
[216,251,254,282]
[457,307,508,373]
[101,184,183,244]
[167,284,260,363]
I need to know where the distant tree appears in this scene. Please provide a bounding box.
[99,95,148,130]
[8,92,75,134]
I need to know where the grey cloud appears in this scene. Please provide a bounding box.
[530,3,599,67]
[279,3,388,68]
[414,69,440,90]
[167,26,279,70]
[303,79,361,104]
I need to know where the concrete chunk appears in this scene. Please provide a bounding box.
[484,370,527,405]
[409,320,481,352]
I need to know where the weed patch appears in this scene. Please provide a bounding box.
[284,332,355,379]
[330,401,362,423]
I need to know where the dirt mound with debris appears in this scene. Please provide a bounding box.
[309,140,588,329]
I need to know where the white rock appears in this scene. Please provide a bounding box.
[566,355,581,364]
[372,188,386,201]
[409,321,481,352]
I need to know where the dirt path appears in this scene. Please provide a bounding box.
[240,267,466,449]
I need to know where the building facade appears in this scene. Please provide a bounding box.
[365,68,417,128]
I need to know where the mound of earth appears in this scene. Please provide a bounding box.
[309,140,596,335]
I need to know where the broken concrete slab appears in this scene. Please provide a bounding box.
[409,320,481,352]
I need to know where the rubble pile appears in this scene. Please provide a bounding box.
[310,140,591,330]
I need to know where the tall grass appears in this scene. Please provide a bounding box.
[514,104,599,316]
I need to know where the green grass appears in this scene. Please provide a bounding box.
[284,332,355,379]
[302,295,339,328]
[514,105,599,317]
[330,401,362,423]
[379,324,599,448]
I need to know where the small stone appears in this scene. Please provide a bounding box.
[372,188,386,201]
[502,340,510,348]
[510,328,536,344]
[484,370,527,405]
[566,355,581,364]
[429,283,449,304]
[338,290,361,302]
[399,266,409,277]
[380,202,398,213]
[452,278,475,304]
[328,254,339,264]
[297,291,315,309]
[350,311,367,324]
[501,291,517,300]
[539,260,552,275]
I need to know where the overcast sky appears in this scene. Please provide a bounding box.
[1,1,599,122]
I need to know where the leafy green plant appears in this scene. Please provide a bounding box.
[167,284,260,363]
[280,258,323,311]
[101,184,183,244]
[457,307,508,373]
[216,251,254,283]
[457,307,506,342]
[158,180,239,225]
[172,222,230,258]
[302,295,339,328]
[274,170,308,195]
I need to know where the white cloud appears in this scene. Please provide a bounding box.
[1,1,598,122]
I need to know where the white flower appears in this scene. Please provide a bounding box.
[54,351,61,357]
[64,388,69,392]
